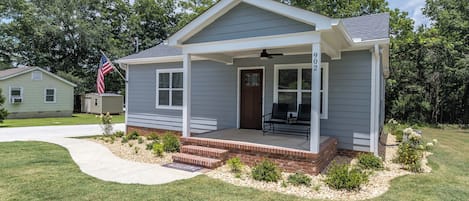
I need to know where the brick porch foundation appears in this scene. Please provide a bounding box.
[181,137,337,175]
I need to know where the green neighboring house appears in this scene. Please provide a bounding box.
[0,67,77,119]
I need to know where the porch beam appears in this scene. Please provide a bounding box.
[195,53,233,64]
[182,54,192,137]
[310,42,321,153]
[183,31,321,55]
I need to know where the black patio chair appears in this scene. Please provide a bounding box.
[293,104,311,139]
[263,103,289,134]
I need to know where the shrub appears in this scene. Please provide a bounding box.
[126,131,139,140]
[137,137,144,144]
[251,159,282,182]
[287,172,312,186]
[325,164,368,191]
[387,118,399,134]
[395,130,403,142]
[121,136,128,143]
[146,133,160,141]
[226,157,244,173]
[162,133,180,152]
[146,142,156,150]
[97,112,113,135]
[152,143,164,157]
[396,142,423,172]
[357,153,383,170]
[113,131,125,138]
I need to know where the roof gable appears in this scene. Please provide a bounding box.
[184,2,315,44]
[168,0,332,46]
[0,67,77,87]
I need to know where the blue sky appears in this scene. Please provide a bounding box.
[388,0,430,28]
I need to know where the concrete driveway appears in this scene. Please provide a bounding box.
[0,124,200,185]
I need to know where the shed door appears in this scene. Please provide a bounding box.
[240,69,263,129]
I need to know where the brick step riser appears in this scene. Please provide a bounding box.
[180,147,228,160]
[172,153,223,169]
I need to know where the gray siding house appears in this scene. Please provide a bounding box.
[117,0,389,158]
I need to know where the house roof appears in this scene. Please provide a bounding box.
[117,1,390,65]
[0,67,77,87]
[342,13,390,41]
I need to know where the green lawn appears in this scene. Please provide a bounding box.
[0,113,125,127]
[0,127,467,201]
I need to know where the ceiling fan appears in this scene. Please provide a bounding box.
[260,49,283,60]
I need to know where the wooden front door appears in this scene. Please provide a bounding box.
[240,69,263,129]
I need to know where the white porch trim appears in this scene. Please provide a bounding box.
[310,42,321,153]
[182,54,192,137]
[182,31,321,54]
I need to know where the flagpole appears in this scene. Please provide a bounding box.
[100,50,127,82]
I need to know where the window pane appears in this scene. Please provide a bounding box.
[244,72,260,87]
[278,69,297,89]
[46,89,54,96]
[172,72,183,88]
[158,73,170,88]
[278,92,297,112]
[11,89,21,96]
[320,92,323,114]
[158,90,169,105]
[46,96,54,102]
[302,92,311,105]
[172,91,183,106]
[302,69,311,90]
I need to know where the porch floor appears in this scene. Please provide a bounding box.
[195,128,329,151]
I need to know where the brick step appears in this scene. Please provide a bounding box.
[180,145,229,159]
[172,153,223,169]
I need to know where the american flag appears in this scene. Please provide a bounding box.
[96,55,114,94]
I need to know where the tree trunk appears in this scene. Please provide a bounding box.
[463,82,469,124]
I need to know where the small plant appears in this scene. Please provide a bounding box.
[325,164,368,191]
[395,130,403,142]
[137,137,144,144]
[357,153,383,170]
[387,118,399,134]
[152,143,164,157]
[396,142,423,172]
[121,136,128,144]
[113,131,125,138]
[126,131,139,140]
[128,142,134,147]
[146,133,160,141]
[312,184,321,191]
[146,142,156,150]
[97,112,113,135]
[287,172,312,186]
[226,157,244,173]
[134,147,140,154]
[162,133,180,152]
[251,159,282,182]
[281,180,288,188]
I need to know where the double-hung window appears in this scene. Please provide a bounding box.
[44,88,56,103]
[156,69,183,109]
[274,63,329,119]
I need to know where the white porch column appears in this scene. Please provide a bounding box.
[182,54,192,137]
[310,42,321,153]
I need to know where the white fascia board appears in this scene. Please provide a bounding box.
[332,20,353,46]
[183,31,321,54]
[243,0,332,30]
[167,0,241,46]
[116,56,206,65]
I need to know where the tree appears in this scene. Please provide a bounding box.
[0,88,8,123]
[278,0,388,18]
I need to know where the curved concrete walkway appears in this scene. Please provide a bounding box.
[0,124,200,185]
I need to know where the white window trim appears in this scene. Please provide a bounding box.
[44,88,56,103]
[8,86,23,104]
[31,71,43,80]
[273,63,329,119]
[156,69,183,110]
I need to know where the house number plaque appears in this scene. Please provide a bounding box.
[313,52,319,72]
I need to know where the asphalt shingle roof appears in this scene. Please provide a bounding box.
[0,67,34,79]
[342,13,390,41]
[118,44,182,60]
